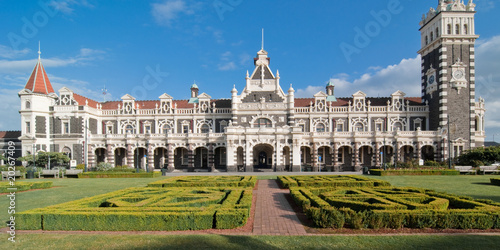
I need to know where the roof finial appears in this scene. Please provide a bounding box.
[38,41,41,60]
[261,28,264,50]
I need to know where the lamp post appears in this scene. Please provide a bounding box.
[135,143,139,173]
[447,116,452,169]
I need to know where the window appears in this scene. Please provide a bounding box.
[182,125,189,134]
[393,122,403,131]
[414,119,422,131]
[464,24,468,35]
[455,24,460,35]
[219,121,228,133]
[25,101,31,110]
[376,123,382,132]
[26,122,31,134]
[435,27,439,37]
[63,122,69,134]
[254,118,272,128]
[200,124,210,133]
[316,123,326,132]
[299,124,305,132]
[106,125,113,134]
[355,123,364,132]
[425,36,428,45]
[125,125,134,134]
[447,24,452,35]
[181,149,188,165]
[338,147,344,164]
[430,31,434,41]
[144,125,151,134]
[336,124,343,132]
[162,124,171,134]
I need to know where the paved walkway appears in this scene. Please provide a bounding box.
[253,180,307,235]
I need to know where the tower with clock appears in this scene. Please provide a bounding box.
[418,0,484,156]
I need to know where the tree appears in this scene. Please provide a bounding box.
[457,146,500,167]
[18,152,70,168]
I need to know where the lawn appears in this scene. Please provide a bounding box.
[2,234,499,250]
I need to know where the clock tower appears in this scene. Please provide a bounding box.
[418,0,482,155]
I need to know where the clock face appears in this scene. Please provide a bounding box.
[428,75,435,84]
[453,69,465,80]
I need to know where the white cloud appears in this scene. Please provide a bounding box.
[0,45,30,59]
[49,0,94,15]
[296,56,421,98]
[218,62,236,71]
[151,0,193,26]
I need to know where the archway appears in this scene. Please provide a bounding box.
[174,147,189,170]
[114,148,126,167]
[379,145,394,166]
[95,148,106,164]
[317,146,332,170]
[253,144,273,169]
[421,145,435,162]
[282,146,291,171]
[62,146,72,160]
[194,147,209,169]
[133,147,148,170]
[214,147,226,170]
[154,147,168,169]
[237,147,244,171]
[300,146,312,166]
[401,145,415,163]
[338,146,353,171]
[359,146,373,167]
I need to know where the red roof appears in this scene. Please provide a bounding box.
[24,59,55,95]
[73,93,99,108]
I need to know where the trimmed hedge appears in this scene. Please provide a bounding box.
[78,172,161,178]
[18,186,253,231]
[148,176,257,188]
[370,169,460,176]
[491,178,500,186]
[290,186,500,230]
[0,181,52,193]
[278,175,391,189]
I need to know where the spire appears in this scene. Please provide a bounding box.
[261,28,264,50]
[24,45,55,95]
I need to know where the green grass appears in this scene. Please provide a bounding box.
[0,177,166,223]
[2,234,500,250]
[368,175,500,202]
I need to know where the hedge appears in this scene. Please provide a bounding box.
[290,186,500,230]
[278,175,391,189]
[491,178,500,186]
[78,172,161,178]
[18,187,253,231]
[148,176,257,188]
[370,169,460,176]
[0,181,52,193]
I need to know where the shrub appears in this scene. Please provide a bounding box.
[491,178,500,186]
[76,164,85,170]
[96,162,113,172]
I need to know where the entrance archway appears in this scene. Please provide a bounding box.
[114,148,126,167]
[253,144,273,169]
[154,147,168,169]
[95,148,106,164]
[421,145,435,162]
[194,147,209,169]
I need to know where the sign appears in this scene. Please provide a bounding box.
[70,160,77,168]
[419,159,424,166]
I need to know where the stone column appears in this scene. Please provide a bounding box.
[353,143,361,171]
[208,144,215,172]
[245,143,253,172]
[147,144,154,171]
[187,144,194,172]
[106,144,114,166]
[374,143,381,167]
[167,144,174,172]
[333,143,339,172]
[292,142,301,172]
[416,142,422,164]
[312,143,319,172]
[127,144,134,168]
[226,142,237,172]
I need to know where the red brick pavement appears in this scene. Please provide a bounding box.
[253,179,307,235]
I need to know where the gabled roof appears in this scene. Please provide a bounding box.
[73,93,99,108]
[23,58,55,95]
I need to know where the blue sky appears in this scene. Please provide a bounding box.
[1,0,500,141]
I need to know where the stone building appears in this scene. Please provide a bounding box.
[17,0,486,172]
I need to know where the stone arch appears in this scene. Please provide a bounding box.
[153,146,168,169]
[114,147,127,167]
[253,144,274,169]
[174,147,189,169]
[250,115,275,128]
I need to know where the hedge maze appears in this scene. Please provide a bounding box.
[278,175,390,189]
[18,176,254,231]
[287,176,500,230]
[0,181,52,193]
[148,176,256,188]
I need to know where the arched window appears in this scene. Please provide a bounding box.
[355,123,364,132]
[425,36,428,45]
[430,32,434,41]
[254,118,272,128]
[125,125,134,134]
[447,24,452,35]
[393,122,403,131]
[464,24,468,35]
[25,101,31,110]
[162,124,171,134]
[435,27,439,37]
[455,24,460,34]
[200,124,210,133]
[316,123,326,132]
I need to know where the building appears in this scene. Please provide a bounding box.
[17,0,486,172]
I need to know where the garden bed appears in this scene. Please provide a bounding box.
[148,176,257,188]
[277,175,390,189]
[369,169,460,176]
[0,181,52,193]
[78,172,161,178]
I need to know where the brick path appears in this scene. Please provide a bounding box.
[253,180,307,235]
